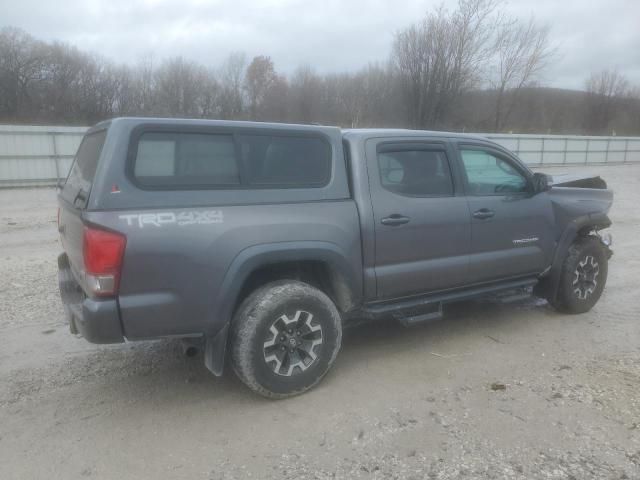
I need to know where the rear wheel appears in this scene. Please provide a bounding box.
[550,236,609,314]
[230,280,342,399]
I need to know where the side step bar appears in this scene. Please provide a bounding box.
[359,277,539,325]
[486,286,534,304]
[393,303,443,327]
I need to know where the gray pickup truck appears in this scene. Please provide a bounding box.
[57,118,613,398]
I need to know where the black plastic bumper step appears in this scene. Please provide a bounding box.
[486,286,533,304]
[393,303,443,327]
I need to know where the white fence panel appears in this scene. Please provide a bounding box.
[1,125,639,187]
[0,125,86,187]
[486,134,640,167]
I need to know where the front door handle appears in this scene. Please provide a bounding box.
[473,208,495,220]
[381,214,410,226]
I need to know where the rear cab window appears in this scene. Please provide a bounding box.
[61,130,107,207]
[131,131,331,189]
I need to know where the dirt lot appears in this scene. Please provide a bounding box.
[1,164,639,480]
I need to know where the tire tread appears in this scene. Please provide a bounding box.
[230,280,342,399]
[551,236,608,314]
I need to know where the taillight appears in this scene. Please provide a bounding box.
[82,226,126,297]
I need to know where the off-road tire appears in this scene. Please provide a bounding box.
[550,236,608,314]
[230,280,342,399]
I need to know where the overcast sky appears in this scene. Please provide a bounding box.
[2,0,639,90]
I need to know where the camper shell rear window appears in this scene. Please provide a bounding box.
[62,129,107,206]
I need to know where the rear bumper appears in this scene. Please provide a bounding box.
[58,253,124,344]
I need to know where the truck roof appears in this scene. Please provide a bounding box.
[90,117,489,143]
[341,128,488,142]
[88,117,342,135]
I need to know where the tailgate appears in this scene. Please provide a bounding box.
[58,202,86,285]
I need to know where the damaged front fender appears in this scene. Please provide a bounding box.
[534,178,614,303]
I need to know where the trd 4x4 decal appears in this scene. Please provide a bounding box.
[119,210,224,228]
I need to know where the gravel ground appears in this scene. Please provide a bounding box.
[0,164,639,480]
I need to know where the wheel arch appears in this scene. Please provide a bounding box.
[203,241,362,375]
[536,212,611,302]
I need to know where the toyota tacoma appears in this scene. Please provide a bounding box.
[57,118,613,398]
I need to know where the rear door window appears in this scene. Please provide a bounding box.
[377,149,454,197]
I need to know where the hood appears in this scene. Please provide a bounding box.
[548,173,607,189]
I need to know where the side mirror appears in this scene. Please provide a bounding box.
[532,172,550,194]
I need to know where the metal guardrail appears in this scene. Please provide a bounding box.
[0,126,639,187]
[0,126,87,187]
[485,134,640,166]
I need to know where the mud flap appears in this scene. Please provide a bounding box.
[204,323,230,376]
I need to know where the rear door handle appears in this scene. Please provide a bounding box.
[381,214,410,226]
[473,208,495,220]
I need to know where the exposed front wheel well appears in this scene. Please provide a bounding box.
[577,225,604,237]
[535,229,610,306]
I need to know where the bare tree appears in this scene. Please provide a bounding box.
[73,55,122,122]
[127,55,156,116]
[288,65,322,124]
[628,86,640,134]
[154,56,210,117]
[259,74,289,122]
[584,69,628,134]
[336,73,366,127]
[0,27,48,119]
[356,63,404,127]
[325,65,397,128]
[42,42,87,120]
[109,55,157,117]
[489,18,554,132]
[219,52,246,119]
[244,55,277,119]
[2,21,640,134]
[321,72,360,127]
[199,69,221,119]
[392,0,497,128]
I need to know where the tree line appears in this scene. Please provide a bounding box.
[1,0,639,135]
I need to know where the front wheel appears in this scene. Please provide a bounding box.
[230,280,342,399]
[550,236,609,314]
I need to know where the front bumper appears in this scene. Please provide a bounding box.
[58,253,124,344]
[596,231,614,259]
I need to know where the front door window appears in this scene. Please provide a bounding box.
[460,149,528,195]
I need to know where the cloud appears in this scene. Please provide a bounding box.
[1,0,639,89]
